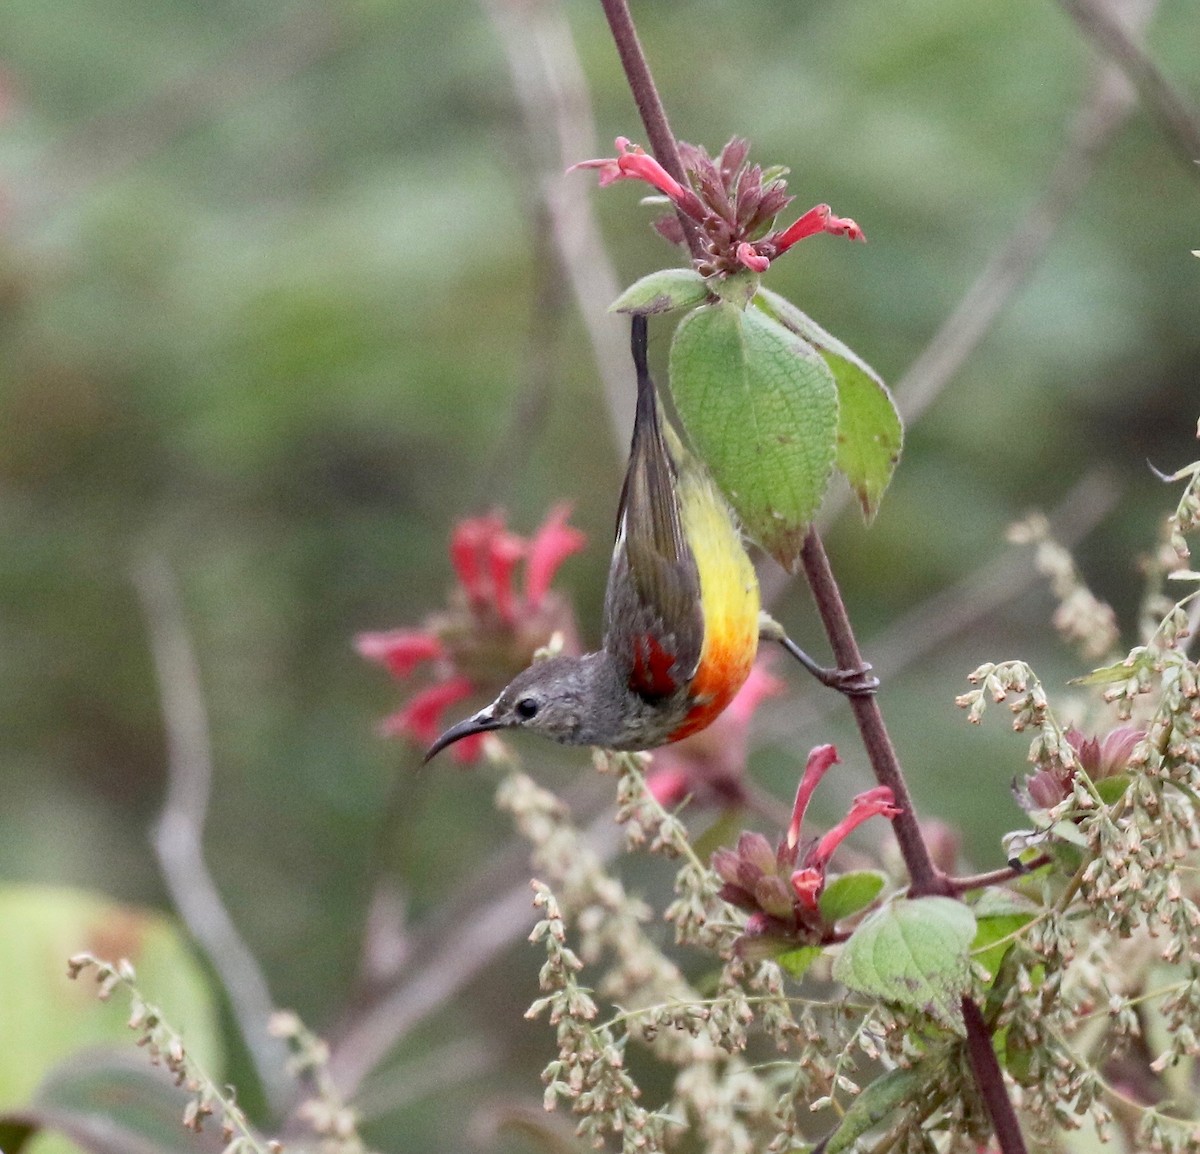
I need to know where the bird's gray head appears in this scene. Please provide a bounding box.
[424,653,623,762]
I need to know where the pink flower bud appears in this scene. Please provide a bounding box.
[487,532,526,624]
[736,242,770,273]
[525,503,586,609]
[354,629,443,679]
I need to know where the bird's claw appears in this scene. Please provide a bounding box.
[815,662,879,698]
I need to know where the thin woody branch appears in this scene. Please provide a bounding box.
[594,3,1028,1151]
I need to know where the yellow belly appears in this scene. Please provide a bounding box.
[667,464,760,742]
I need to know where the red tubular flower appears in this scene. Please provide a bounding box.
[450,514,504,606]
[487,531,526,625]
[525,503,587,610]
[355,629,443,679]
[382,676,475,745]
[807,786,902,871]
[572,136,864,279]
[772,203,865,252]
[785,744,840,857]
[713,751,903,954]
[570,137,707,220]
[359,505,587,765]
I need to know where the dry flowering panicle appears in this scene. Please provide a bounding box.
[66,954,281,1154]
[498,738,916,1154]
[951,438,1200,1150]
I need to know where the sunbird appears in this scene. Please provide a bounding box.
[426,316,873,761]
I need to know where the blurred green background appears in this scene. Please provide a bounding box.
[0,0,1197,1149]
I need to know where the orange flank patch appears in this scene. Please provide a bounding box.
[664,462,761,742]
[667,629,757,742]
[630,633,679,698]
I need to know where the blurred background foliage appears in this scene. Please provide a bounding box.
[0,0,1197,1149]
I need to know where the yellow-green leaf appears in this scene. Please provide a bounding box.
[756,288,901,521]
[610,268,711,315]
[669,301,838,571]
[832,897,976,1033]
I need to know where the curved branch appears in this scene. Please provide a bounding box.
[132,553,289,1110]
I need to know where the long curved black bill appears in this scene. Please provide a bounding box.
[423,708,504,764]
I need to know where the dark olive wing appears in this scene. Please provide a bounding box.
[602,318,704,699]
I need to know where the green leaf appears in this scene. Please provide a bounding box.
[1050,819,1090,848]
[1094,774,1132,804]
[610,268,710,315]
[818,871,887,925]
[1069,660,1137,686]
[0,885,222,1119]
[777,946,822,980]
[822,1064,930,1154]
[669,302,838,571]
[8,1051,229,1154]
[832,897,977,1033]
[755,288,901,521]
[970,891,1038,980]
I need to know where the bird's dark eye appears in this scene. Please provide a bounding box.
[515,697,540,720]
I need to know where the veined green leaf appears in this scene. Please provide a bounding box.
[756,288,901,521]
[669,301,838,571]
[610,268,711,315]
[832,897,977,1033]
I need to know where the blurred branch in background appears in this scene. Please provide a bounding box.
[481,0,632,455]
[132,554,290,1111]
[893,0,1160,431]
[760,468,1121,787]
[324,804,623,1102]
[1055,0,1200,165]
[761,0,1159,608]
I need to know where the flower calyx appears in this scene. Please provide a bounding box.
[571,136,863,283]
[712,745,902,958]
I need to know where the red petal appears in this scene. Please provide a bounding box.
[382,676,475,745]
[525,503,586,609]
[785,744,840,856]
[807,786,901,870]
[451,514,504,603]
[488,532,526,624]
[735,242,770,273]
[355,629,443,679]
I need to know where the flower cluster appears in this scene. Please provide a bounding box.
[357,506,586,762]
[1016,724,1143,813]
[712,745,901,956]
[572,136,863,279]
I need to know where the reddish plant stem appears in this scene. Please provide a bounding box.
[963,997,1029,1154]
[593,3,1027,1151]
[598,0,701,253]
[799,530,949,897]
[946,854,1051,896]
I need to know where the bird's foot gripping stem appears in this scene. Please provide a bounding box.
[758,612,880,698]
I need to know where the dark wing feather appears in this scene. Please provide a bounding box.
[602,317,704,699]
